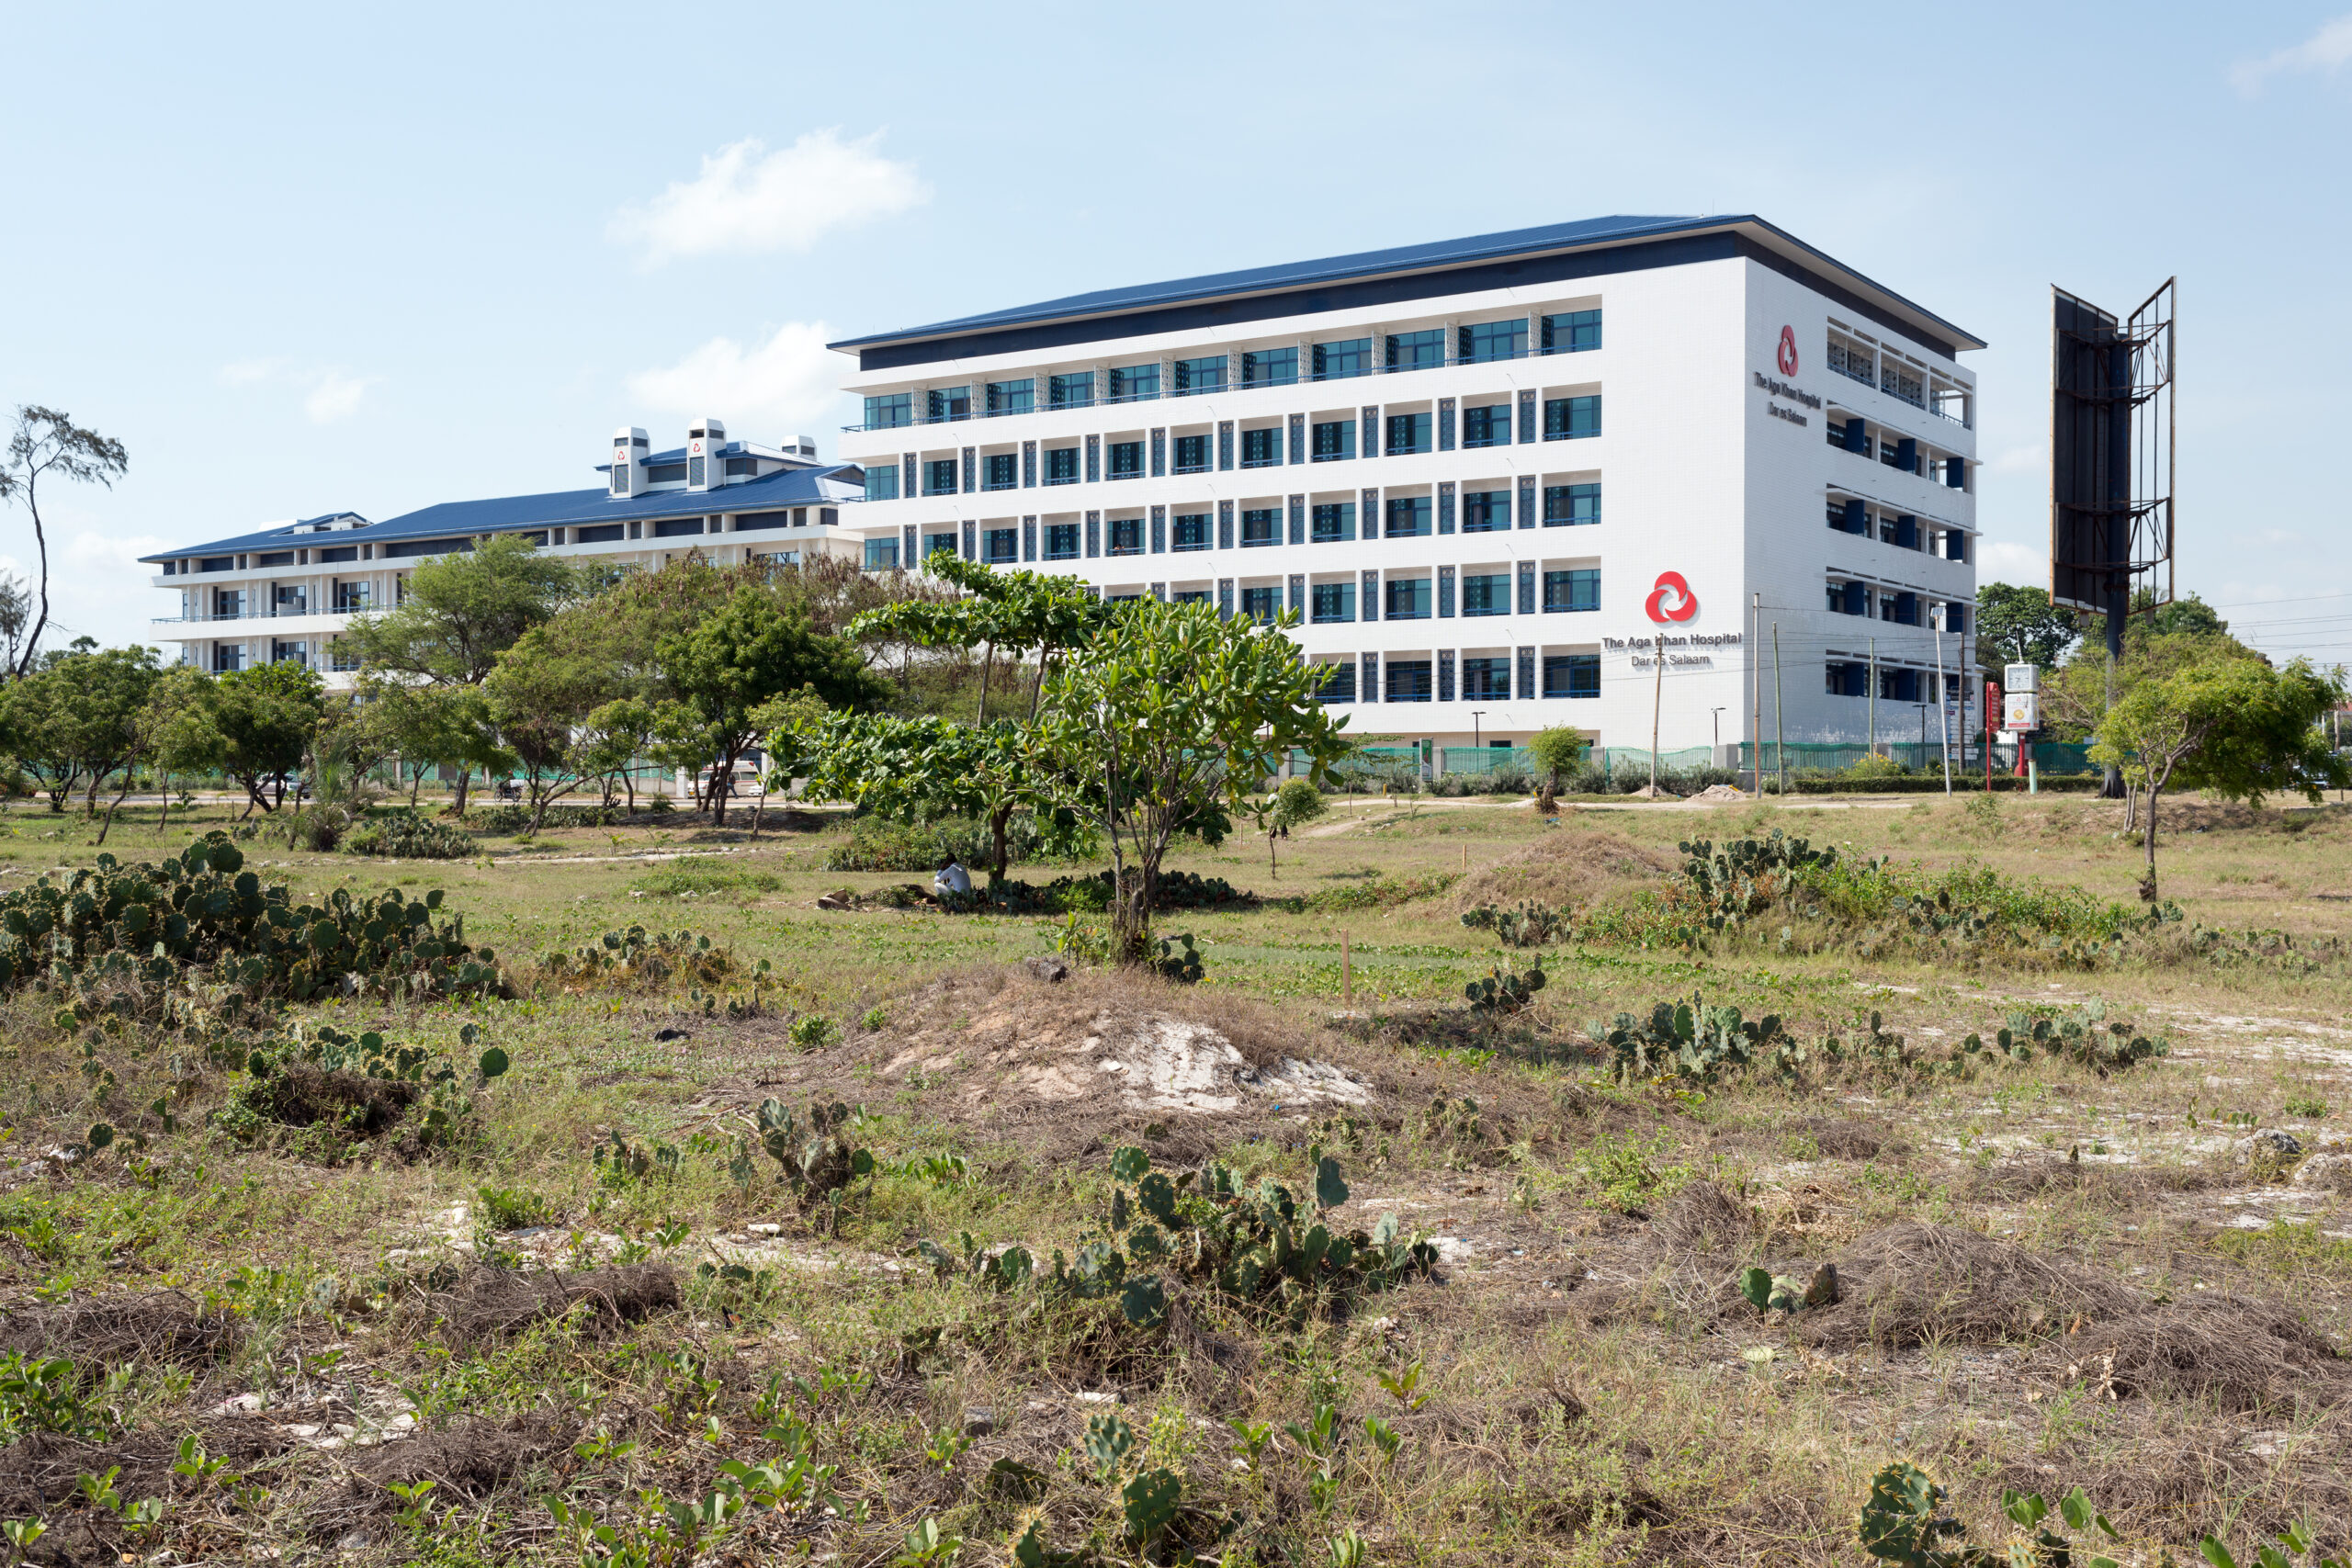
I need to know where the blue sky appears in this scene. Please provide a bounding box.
[5,1,2348,662]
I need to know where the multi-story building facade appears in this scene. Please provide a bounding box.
[141,425,860,685]
[143,214,1979,754]
[831,213,1983,753]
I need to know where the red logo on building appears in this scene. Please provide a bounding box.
[1645,570,1699,624]
[1776,325,1800,376]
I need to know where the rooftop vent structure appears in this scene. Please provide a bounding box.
[609,426,650,499]
[686,418,726,492]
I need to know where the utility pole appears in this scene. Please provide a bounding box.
[1649,633,1665,794]
[1712,705,1724,755]
[1934,604,1952,795]
[1868,637,1877,758]
[1771,621,1787,795]
[1751,592,1763,792]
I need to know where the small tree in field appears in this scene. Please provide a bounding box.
[2091,654,2346,900]
[1528,726,1589,809]
[1038,600,1348,960]
[1258,776,1328,878]
[779,711,1054,881]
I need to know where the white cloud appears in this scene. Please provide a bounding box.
[1988,443,2043,477]
[216,360,380,423]
[608,130,928,266]
[0,522,175,655]
[2230,12,2352,94]
[1979,539,2046,584]
[628,321,848,440]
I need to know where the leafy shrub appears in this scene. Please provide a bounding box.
[218,1021,511,1153]
[974,868,1250,915]
[629,856,782,898]
[462,803,627,833]
[1273,872,1458,914]
[1461,899,1567,946]
[825,810,1095,873]
[1038,1146,1434,1330]
[343,811,477,860]
[1678,830,1839,926]
[1848,753,1911,779]
[3,833,500,1021]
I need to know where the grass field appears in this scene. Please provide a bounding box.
[1,785,2346,1567]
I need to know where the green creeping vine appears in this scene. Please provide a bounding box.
[1,833,498,1018]
[1857,1460,2346,1568]
[1041,1146,1435,1329]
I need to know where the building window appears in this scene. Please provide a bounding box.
[864,465,900,502]
[1045,524,1081,560]
[1108,515,1144,556]
[1544,569,1600,612]
[1049,373,1094,410]
[1826,660,1868,697]
[1045,446,1080,485]
[272,639,307,666]
[1172,588,1212,604]
[329,640,360,672]
[1385,412,1431,455]
[1542,310,1601,354]
[1110,364,1159,403]
[1544,482,1600,526]
[1242,348,1296,388]
[1544,653,1600,697]
[1312,338,1372,380]
[864,538,900,570]
[1385,577,1431,619]
[1240,427,1282,468]
[332,582,370,613]
[1459,319,1527,363]
[1241,507,1279,547]
[922,458,958,496]
[1385,330,1444,372]
[1461,404,1511,447]
[1315,659,1357,703]
[926,387,971,423]
[984,527,1020,563]
[984,454,1018,491]
[1311,581,1356,622]
[1385,495,1431,537]
[1883,591,1920,626]
[1461,572,1510,616]
[1173,355,1226,395]
[1310,420,1354,462]
[1240,584,1281,624]
[1171,512,1211,552]
[212,645,243,672]
[1172,434,1209,474]
[986,379,1034,416]
[924,533,957,558]
[1544,395,1602,440]
[1462,656,1511,700]
[865,392,912,429]
[1310,502,1355,543]
[1385,658,1433,701]
[1461,490,1510,533]
[1108,441,1144,479]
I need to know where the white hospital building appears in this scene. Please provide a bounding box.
[143,213,1981,754]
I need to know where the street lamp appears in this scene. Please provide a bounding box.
[1470,710,1486,750]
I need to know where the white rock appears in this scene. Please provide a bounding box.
[2290,1152,2352,1193]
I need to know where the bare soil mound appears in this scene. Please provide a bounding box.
[1798,1221,2142,1349]
[2030,1297,2351,1413]
[1452,830,1674,915]
[705,966,1400,1164]
[1655,1180,1753,1258]
[421,1265,680,1347]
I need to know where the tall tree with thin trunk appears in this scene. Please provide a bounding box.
[0,407,129,680]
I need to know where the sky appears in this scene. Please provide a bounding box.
[3,1,2349,665]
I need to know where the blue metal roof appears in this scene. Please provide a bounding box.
[143,463,864,562]
[829,213,1984,354]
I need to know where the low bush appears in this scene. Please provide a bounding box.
[214,1021,512,1157]
[628,856,782,899]
[973,868,1250,915]
[824,811,1098,873]
[1272,872,1458,914]
[343,811,478,860]
[539,926,743,992]
[462,803,628,834]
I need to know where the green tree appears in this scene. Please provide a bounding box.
[0,406,130,679]
[1256,775,1329,878]
[850,555,1107,720]
[210,660,328,815]
[0,644,160,814]
[351,677,507,811]
[1036,599,1348,959]
[1974,583,2080,676]
[781,711,1055,881]
[1527,727,1590,793]
[135,663,220,840]
[580,696,661,811]
[2090,653,2346,899]
[656,586,887,826]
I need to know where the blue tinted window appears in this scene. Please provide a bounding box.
[1240,427,1282,468]
[1544,653,1600,697]
[1385,413,1431,455]
[1310,502,1355,542]
[1316,659,1356,702]
[1544,482,1600,525]
[1311,421,1354,461]
[1462,491,1510,533]
[1461,573,1510,615]
[1173,355,1226,394]
[1241,507,1279,547]
[1240,585,1281,624]
[985,379,1033,415]
[1459,319,1527,363]
[1462,404,1511,447]
[863,538,899,570]
[1385,330,1444,371]
[1384,495,1431,537]
[983,454,1017,491]
[1045,447,1080,484]
[983,527,1019,563]
[864,393,911,429]
[1311,581,1355,622]
[1049,373,1093,409]
[1542,310,1601,353]
[923,459,959,496]
[1045,524,1080,560]
[1544,395,1602,440]
[1109,516,1144,556]
[926,387,970,422]
[1385,658,1433,699]
[863,466,899,502]
[1312,338,1372,379]
[1463,656,1511,700]
[1171,513,1211,551]
[1385,577,1431,619]
[1544,569,1600,612]
[1173,434,1210,474]
[1110,364,1159,402]
[1108,441,1144,479]
[1242,348,1296,388]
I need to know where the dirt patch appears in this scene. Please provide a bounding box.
[420,1264,680,1348]
[0,1291,240,1369]
[2030,1296,2352,1413]
[1796,1221,2143,1349]
[707,966,1397,1161]
[347,1413,571,1501]
[1655,1180,1753,1258]
[1451,829,1675,915]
